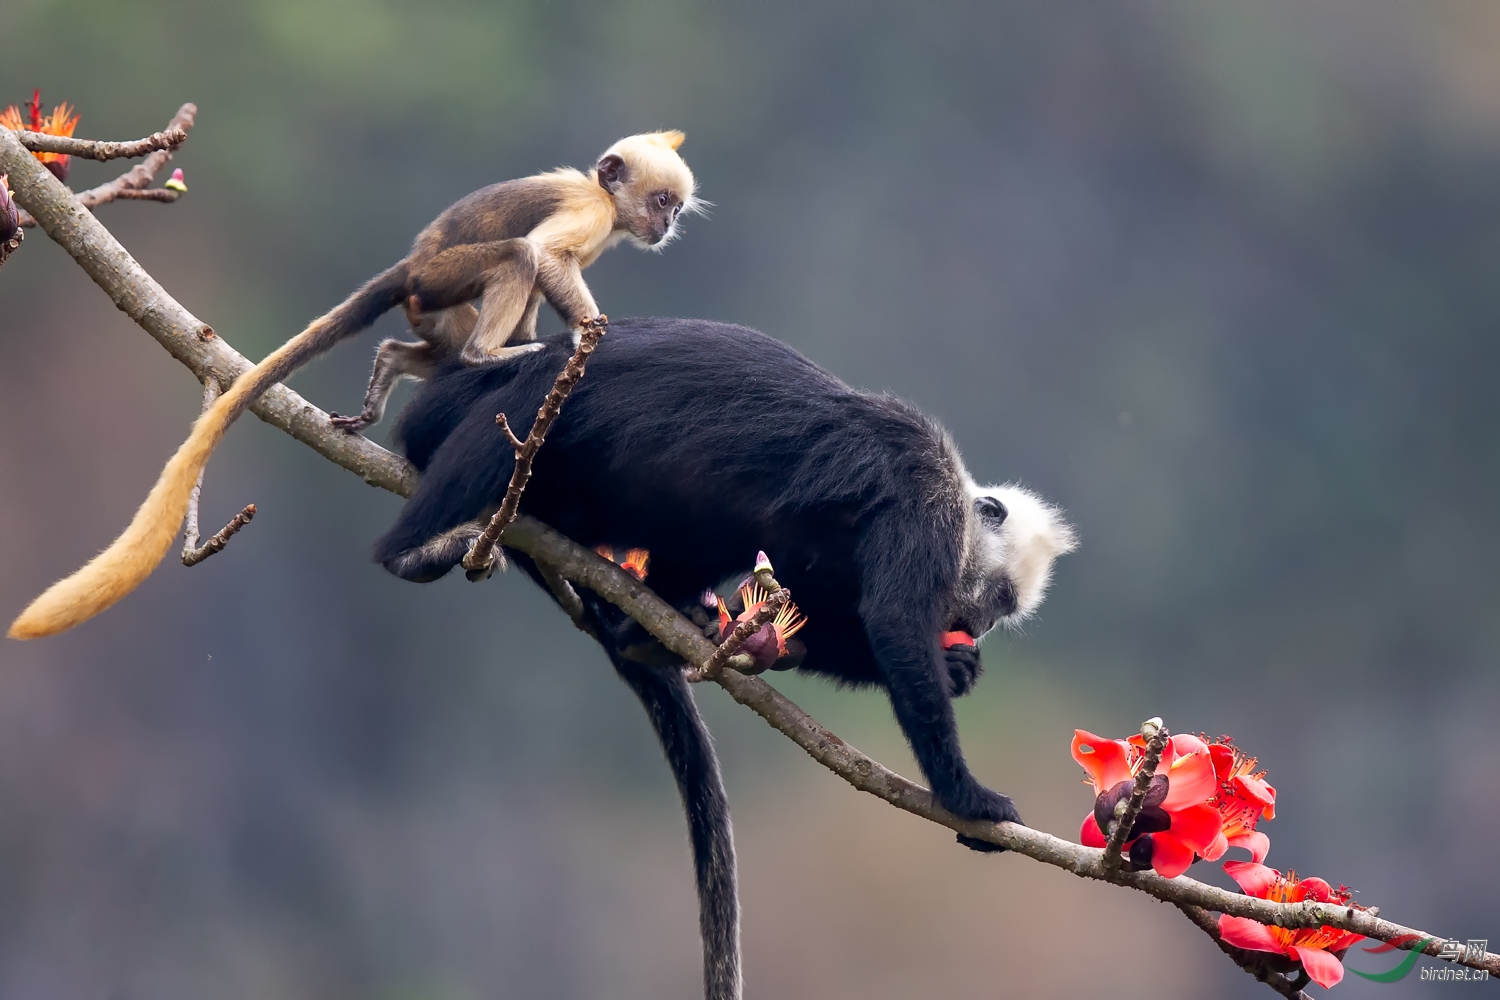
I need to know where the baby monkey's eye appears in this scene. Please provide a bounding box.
[656,191,670,208]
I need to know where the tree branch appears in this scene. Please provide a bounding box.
[5,109,1496,988]
[15,103,195,228]
[15,125,187,161]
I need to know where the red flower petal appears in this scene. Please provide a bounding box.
[1223,860,1280,898]
[1165,802,1222,854]
[1227,831,1271,863]
[1209,742,1236,781]
[1297,877,1337,903]
[1161,736,1216,808]
[1292,945,1346,988]
[940,630,975,649]
[1201,830,1229,863]
[1149,832,1197,878]
[1218,915,1283,954]
[1232,774,1277,818]
[1079,812,1107,848]
[1072,731,1132,791]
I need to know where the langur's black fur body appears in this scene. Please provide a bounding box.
[378,317,1075,997]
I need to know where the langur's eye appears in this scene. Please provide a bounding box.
[672,204,682,217]
[975,496,1008,524]
[656,192,670,208]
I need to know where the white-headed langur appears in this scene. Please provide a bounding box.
[376,317,1078,1000]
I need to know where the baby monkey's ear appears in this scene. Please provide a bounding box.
[597,153,628,192]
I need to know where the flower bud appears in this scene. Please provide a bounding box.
[0,175,21,266]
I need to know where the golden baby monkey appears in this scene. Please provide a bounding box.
[10,131,699,640]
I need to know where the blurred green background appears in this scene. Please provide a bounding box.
[2,2,1497,997]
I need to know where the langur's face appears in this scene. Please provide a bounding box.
[610,174,693,248]
[595,134,700,250]
[951,484,1078,639]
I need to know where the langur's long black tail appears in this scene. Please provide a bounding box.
[606,644,742,1000]
[511,556,741,1000]
[9,261,410,640]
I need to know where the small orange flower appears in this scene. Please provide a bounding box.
[594,545,650,582]
[2,90,81,182]
[1218,862,1366,988]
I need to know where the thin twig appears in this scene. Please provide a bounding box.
[111,188,182,203]
[7,120,1498,985]
[181,378,257,566]
[16,103,195,228]
[15,125,187,161]
[181,505,257,567]
[1102,717,1169,871]
[496,412,526,452]
[461,316,609,577]
[181,379,219,556]
[180,379,258,566]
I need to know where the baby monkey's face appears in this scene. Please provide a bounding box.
[607,171,692,249]
[594,131,699,251]
[635,187,686,246]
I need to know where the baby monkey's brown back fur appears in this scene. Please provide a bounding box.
[9,131,697,640]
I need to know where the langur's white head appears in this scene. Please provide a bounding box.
[595,131,703,250]
[951,481,1078,638]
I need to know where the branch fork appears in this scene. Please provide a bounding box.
[14,103,195,228]
[180,379,256,566]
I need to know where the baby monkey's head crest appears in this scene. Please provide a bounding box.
[596,130,703,249]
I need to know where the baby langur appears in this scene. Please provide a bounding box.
[9,131,700,641]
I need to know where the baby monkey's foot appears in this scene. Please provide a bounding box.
[329,411,375,433]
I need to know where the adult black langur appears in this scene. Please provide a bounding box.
[376,317,1076,995]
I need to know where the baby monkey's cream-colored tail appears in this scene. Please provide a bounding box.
[8,264,408,640]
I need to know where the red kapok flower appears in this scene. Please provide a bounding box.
[594,545,650,581]
[717,580,807,673]
[1204,738,1276,863]
[1217,861,1366,989]
[1,90,81,182]
[1072,729,1224,878]
[940,630,975,650]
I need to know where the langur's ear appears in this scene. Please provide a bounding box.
[660,130,685,150]
[597,153,628,192]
